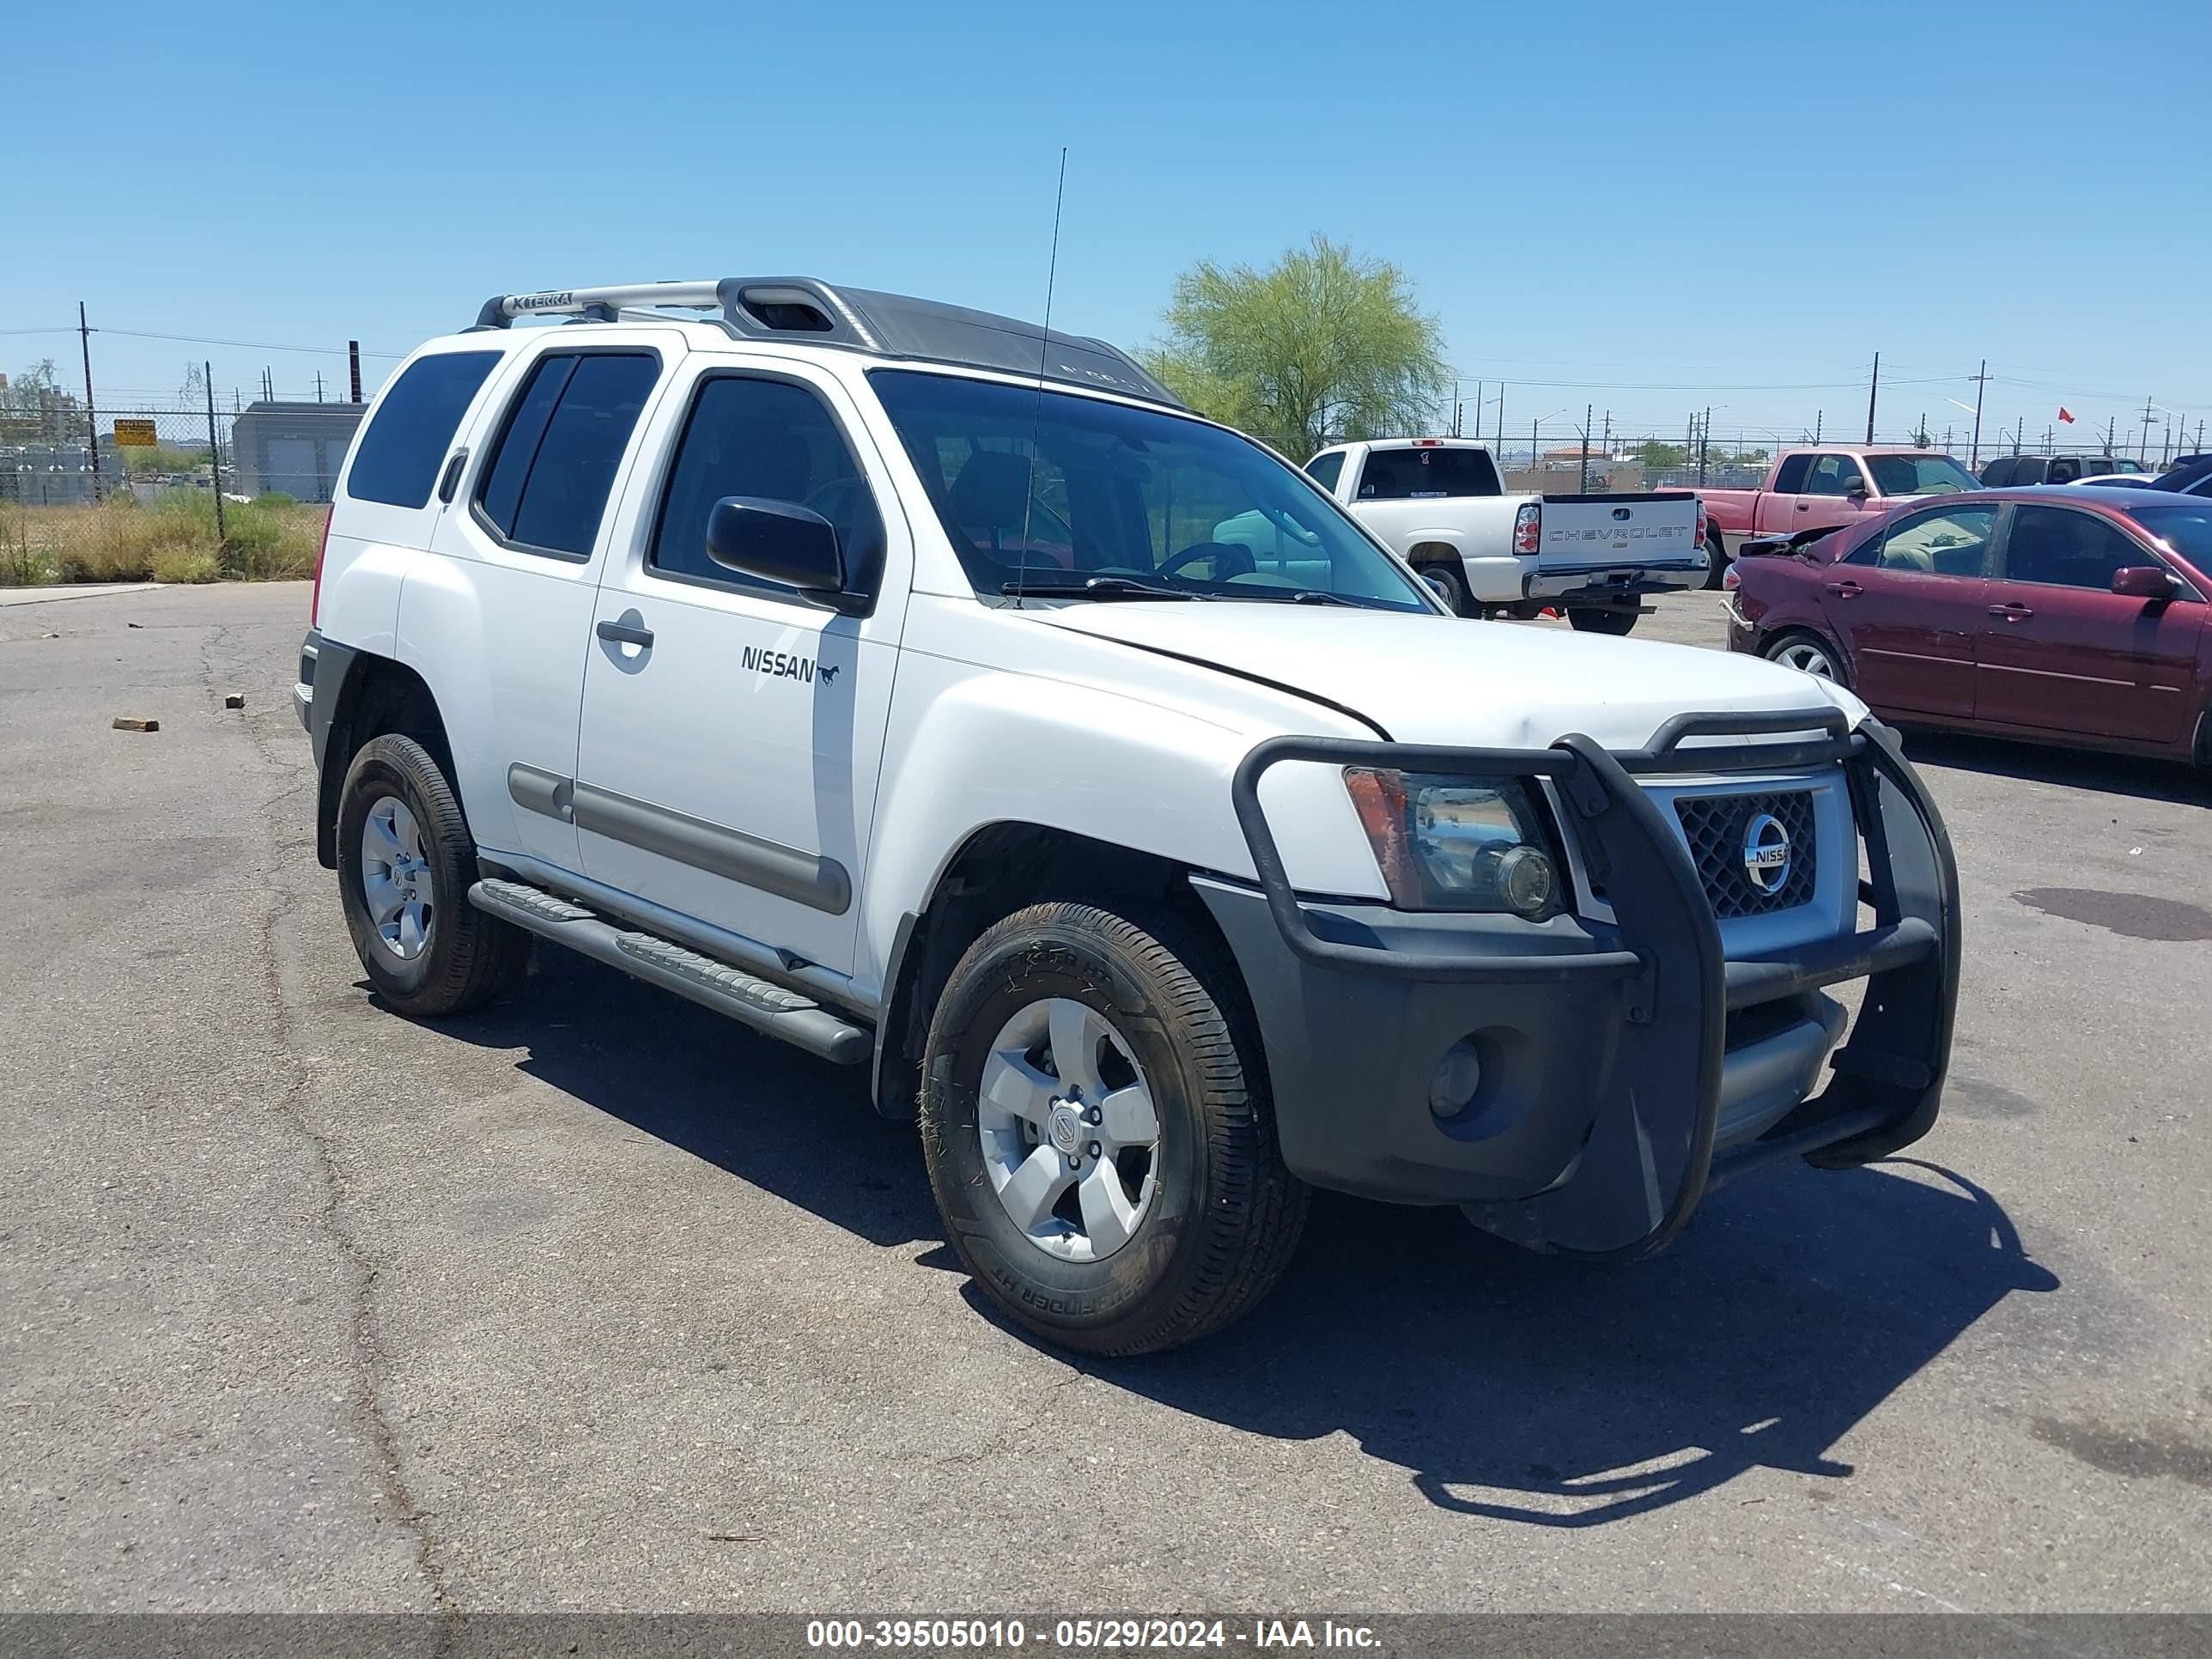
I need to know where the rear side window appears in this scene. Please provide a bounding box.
[1356,447,1500,500]
[1305,452,1344,492]
[476,351,659,556]
[1980,457,2015,486]
[1773,454,1812,492]
[344,351,500,507]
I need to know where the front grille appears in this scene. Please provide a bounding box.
[1673,790,1817,918]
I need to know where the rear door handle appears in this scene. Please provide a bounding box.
[1987,602,2034,621]
[1824,580,1861,599]
[597,617,654,648]
[436,449,467,504]
[1795,501,1812,512]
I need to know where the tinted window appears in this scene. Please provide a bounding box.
[1356,446,1500,500]
[2004,506,2152,589]
[1803,453,1866,496]
[1305,452,1345,492]
[1980,458,2015,487]
[650,376,885,595]
[2047,458,2082,484]
[1856,504,1997,576]
[477,352,658,556]
[1773,454,1812,493]
[344,351,500,508]
[869,369,1431,611]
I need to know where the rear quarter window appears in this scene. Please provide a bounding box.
[343,351,501,507]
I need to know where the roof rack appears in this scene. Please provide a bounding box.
[469,276,1182,409]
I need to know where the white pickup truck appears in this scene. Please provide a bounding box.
[297,277,1958,1356]
[1284,438,1707,635]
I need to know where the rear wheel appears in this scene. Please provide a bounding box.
[1763,629,1848,688]
[1567,606,1638,636]
[1417,562,1469,616]
[337,734,530,1017]
[918,901,1308,1355]
[1702,533,1730,589]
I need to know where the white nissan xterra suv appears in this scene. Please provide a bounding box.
[297,276,1960,1356]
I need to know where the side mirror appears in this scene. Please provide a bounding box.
[1844,483,1870,502]
[2112,565,2177,601]
[705,496,853,605]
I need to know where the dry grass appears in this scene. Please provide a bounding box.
[0,493,324,585]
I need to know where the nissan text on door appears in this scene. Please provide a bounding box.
[295,276,1962,1354]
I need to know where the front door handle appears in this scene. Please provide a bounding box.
[1987,602,2034,622]
[1825,579,1862,599]
[1795,501,1812,512]
[597,617,654,649]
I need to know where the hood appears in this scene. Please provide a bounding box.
[1031,603,1863,751]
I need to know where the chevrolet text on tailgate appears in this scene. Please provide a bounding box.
[296,276,1961,1355]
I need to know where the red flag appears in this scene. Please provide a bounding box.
[2058,406,2075,423]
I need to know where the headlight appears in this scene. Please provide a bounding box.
[1341,769,1562,917]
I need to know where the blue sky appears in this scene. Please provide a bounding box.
[10,0,2210,459]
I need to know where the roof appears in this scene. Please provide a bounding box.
[465,276,1181,410]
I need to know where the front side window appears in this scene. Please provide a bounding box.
[869,370,1433,610]
[649,375,885,594]
[1803,453,1867,497]
[2130,505,2212,574]
[2004,505,2156,589]
[1357,447,1501,501]
[344,351,500,508]
[476,351,659,556]
[1853,504,1997,576]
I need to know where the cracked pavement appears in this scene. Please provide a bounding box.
[3,581,2208,1613]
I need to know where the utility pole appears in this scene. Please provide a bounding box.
[1579,404,1592,491]
[77,301,101,502]
[1698,404,1711,486]
[204,361,225,544]
[1814,410,1823,444]
[1864,351,1879,443]
[2139,396,2156,464]
[2013,417,2024,455]
[1495,385,1505,458]
[1969,360,1988,469]
[1601,408,1611,461]
[2106,415,2118,461]
[314,370,325,404]
[348,340,362,404]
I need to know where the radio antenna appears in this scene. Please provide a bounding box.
[1008,147,1067,608]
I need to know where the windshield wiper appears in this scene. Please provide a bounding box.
[1001,576,1201,602]
[1230,588,1380,609]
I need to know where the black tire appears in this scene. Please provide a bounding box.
[1760,628,1851,690]
[337,733,530,1018]
[1702,533,1730,589]
[918,901,1309,1356]
[1567,606,1638,636]
[1416,562,1469,616]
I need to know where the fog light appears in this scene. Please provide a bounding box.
[1495,845,1556,917]
[1429,1036,1484,1121]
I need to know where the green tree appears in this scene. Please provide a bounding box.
[1636,439,1686,471]
[1144,235,1448,459]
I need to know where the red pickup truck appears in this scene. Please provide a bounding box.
[1698,447,1981,580]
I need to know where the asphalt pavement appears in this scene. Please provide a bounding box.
[3,580,2208,1614]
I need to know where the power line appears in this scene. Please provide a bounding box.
[0,324,404,358]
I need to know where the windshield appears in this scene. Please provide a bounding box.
[2130,505,2212,569]
[1868,453,1978,495]
[868,369,1435,610]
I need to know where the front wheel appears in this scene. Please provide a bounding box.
[1567,606,1638,636]
[918,901,1308,1355]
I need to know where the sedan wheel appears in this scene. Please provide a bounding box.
[1768,635,1840,680]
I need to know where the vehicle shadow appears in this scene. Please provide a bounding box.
[1058,1157,2057,1527]
[406,953,2057,1529]
[398,946,936,1249]
[1899,726,2205,807]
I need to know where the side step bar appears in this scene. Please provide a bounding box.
[467,878,871,1066]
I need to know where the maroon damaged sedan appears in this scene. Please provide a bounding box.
[1724,487,2212,765]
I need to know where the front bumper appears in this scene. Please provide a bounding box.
[1201,710,1959,1259]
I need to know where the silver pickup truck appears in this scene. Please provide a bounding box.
[1279,438,1708,635]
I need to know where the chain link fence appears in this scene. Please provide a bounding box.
[2,402,360,587]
